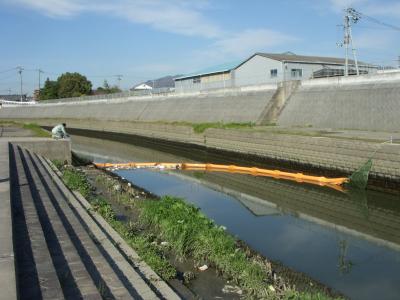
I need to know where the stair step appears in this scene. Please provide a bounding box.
[38,157,162,299]
[11,145,64,300]
[20,148,102,299]
[27,150,157,299]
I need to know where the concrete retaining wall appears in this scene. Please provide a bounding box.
[7,138,71,163]
[3,119,400,181]
[278,72,400,131]
[0,87,276,124]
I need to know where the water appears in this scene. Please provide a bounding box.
[72,135,400,300]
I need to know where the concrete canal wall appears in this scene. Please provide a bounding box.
[0,85,277,124]
[1,72,400,130]
[278,72,400,131]
[2,118,400,186]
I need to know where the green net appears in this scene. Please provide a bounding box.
[348,159,373,189]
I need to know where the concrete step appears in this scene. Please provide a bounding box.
[19,148,102,299]
[20,148,142,299]
[41,157,181,300]
[29,152,161,299]
[10,145,64,300]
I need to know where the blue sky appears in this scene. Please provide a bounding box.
[0,0,399,95]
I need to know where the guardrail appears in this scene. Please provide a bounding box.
[40,88,175,104]
[0,99,37,106]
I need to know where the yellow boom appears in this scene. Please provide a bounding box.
[94,162,349,191]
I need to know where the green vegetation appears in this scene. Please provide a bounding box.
[57,165,340,299]
[22,123,51,137]
[94,80,122,95]
[40,72,92,100]
[167,121,255,133]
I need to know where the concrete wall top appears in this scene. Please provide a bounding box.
[32,83,277,107]
[302,71,400,87]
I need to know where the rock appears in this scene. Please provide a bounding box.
[198,264,208,271]
[160,241,169,246]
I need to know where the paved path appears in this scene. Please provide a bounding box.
[0,138,181,299]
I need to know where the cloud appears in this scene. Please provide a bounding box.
[329,0,368,11]
[5,0,83,17]
[215,29,297,57]
[5,0,223,38]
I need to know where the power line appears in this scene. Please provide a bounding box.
[0,67,16,74]
[358,12,400,32]
[17,66,24,101]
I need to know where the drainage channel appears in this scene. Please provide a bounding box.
[72,134,400,300]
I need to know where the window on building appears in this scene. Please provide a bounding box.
[193,77,201,84]
[291,69,303,77]
[270,69,278,78]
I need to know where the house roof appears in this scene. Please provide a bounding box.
[252,52,371,66]
[133,83,153,90]
[175,61,242,81]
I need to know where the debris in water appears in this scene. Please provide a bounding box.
[268,285,275,292]
[198,264,208,271]
[183,271,196,283]
[222,285,242,295]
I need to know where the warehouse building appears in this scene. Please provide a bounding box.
[174,52,378,93]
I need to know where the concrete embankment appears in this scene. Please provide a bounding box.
[3,117,400,188]
[0,86,277,124]
[0,137,180,299]
[278,72,400,131]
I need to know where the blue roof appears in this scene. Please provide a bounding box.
[175,60,242,80]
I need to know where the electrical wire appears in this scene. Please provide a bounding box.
[355,9,400,31]
[0,67,16,74]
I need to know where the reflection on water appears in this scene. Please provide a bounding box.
[72,135,400,300]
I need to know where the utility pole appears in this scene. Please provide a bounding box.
[37,69,44,99]
[17,66,24,101]
[341,8,360,76]
[115,74,123,89]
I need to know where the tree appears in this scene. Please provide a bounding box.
[39,78,58,100]
[94,79,122,95]
[57,72,92,98]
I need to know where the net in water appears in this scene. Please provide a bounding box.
[348,159,373,189]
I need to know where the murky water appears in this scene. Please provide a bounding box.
[72,135,400,300]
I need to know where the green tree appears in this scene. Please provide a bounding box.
[57,72,92,98]
[94,79,122,95]
[39,78,58,100]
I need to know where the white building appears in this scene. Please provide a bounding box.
[174,52,378,93]
[133,83,153,90]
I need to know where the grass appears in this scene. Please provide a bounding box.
[0,120,50,137]
[58,166,341,299]
[22,123,51,137]
[165,121,256,133]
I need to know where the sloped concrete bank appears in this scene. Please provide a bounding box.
[278,72,400,131]
[34,118,400,192]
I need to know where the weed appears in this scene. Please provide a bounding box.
[22,123,51,137]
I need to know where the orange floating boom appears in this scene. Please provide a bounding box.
[94,162,349,191]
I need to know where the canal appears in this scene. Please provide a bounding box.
[71,134,400,300]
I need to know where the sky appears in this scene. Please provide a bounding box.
[0,0,399,95]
